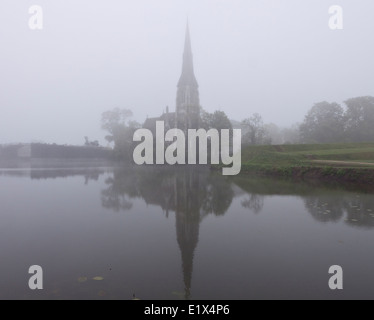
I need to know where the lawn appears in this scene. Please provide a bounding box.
[241,143,374,169]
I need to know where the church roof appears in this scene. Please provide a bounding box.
[143,112,176,131]
[143,117,159,130]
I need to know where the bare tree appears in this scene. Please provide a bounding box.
[241,113,266,145]
[101,108,140,160]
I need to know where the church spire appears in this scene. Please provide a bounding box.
[176,21,200,131]
[178,21,198,88]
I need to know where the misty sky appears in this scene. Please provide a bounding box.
[1,0,373,145]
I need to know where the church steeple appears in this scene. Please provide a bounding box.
[178,21,198,88]
[176,21,200,131]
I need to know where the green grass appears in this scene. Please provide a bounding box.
[240,143,374,171]
[350,160,374,163]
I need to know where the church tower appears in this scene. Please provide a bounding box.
[176,22,200,132]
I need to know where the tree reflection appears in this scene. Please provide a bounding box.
[233,175,374,228]
[241,194,264,214]
[101,169,139,212]
[304,194,374,228]
[201,174,234,216]
[303,196,344,223]
[100,166,234,299]
[101,167,234,218]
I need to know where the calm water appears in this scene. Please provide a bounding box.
[1,164,374,300]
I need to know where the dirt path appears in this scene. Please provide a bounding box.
[311,160,374,166]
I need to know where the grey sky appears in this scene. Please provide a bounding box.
[1,0,373,145]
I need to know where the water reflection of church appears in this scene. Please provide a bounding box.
[140,168,211,300]
[102,165,234,299]
[141,23,205,299]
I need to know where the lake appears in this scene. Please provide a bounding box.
[1,163,374,300]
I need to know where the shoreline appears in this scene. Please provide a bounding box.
[234,142,374,188]
[235,164,374,191]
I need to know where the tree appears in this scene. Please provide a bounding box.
[200,109,232,131]
[241,113,266,145]
[299,102,345,143]
[344,96,374,142]
[101,108,133,141]
[210,110,233,131]
[199,109,233,160]
[200,108,212,130]
[101,108,140,160]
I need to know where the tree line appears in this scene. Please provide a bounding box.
[238,95,374,145]
[300,96,374,144]
[100,95,374,158]
[238,96,374,145]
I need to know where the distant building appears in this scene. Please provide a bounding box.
[144,22,200,133]
[0,143,112,160]
[0,144,31,159]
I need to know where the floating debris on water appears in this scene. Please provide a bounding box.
[78,277,88,283]
[93,277,104,281]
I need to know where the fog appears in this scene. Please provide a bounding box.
[1,0,373,145]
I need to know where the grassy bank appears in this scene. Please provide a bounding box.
[239,143,374,185]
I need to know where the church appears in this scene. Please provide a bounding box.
[143,22,200,133]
